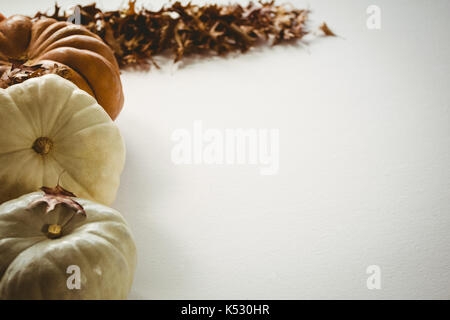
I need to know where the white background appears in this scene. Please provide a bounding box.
[3,0,450,299]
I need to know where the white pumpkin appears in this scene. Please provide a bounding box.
[0,74,125,205]
[0,189,136,299]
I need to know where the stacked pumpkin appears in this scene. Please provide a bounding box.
[0,15,136,299]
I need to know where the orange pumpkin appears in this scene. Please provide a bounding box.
[0,15,124,120]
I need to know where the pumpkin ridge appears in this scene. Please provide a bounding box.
[72,217,126,229]
[39,35,119,69]
[36,75,82,138]
[56,122,111,142]
[38,254,68,299]
[31,26,99,59]
[38,59,95,97]
[50,58,99,105]
[0,148,30,157]
[35,77,79,138]
[46,89,86,138]
[29,18,55,44]
[41,151,49,188]
[38,47,123,118]
[0,15,32,60]
[37,79,45,137]
[77,230,133,280]
[84,227,129,255]
[0,236,47,283]
[50,101,105,140]
[28,21,68,54]
[36,255,53,299]
[0,88,37,140]
[6,83,43,137]
[83,230,135,291]
[46,154,97,201]
[52,237,106,293]
[0,151,36,196]
[0,235,44,242]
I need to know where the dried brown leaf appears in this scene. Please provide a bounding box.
[28,185,86,216]
[319,22,336,37]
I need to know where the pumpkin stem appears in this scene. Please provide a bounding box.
[28,184,86,239]
[32,137,53,155]
[47,224,62,238]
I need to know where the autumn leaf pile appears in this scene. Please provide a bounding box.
[35,1,312,69]
[0,63,69,89]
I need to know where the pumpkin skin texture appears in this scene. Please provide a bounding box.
[0,191,136,300]
[0,74,125,205]
[0,15,123,120]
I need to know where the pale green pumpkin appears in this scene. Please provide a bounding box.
[0,190,136,299]
[0,74,125,205]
